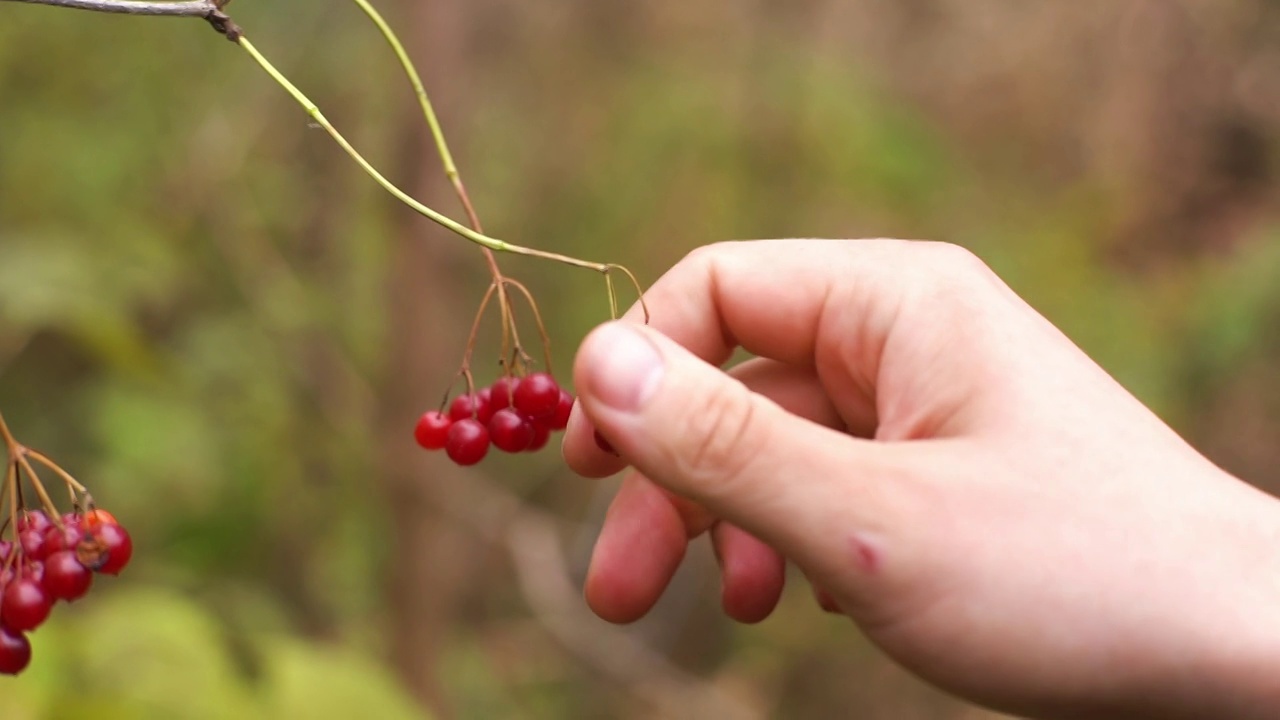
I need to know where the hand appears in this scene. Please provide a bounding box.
[562,239,1280,719]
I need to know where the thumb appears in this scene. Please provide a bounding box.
[573,321,912,574]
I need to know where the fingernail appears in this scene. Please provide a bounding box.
[584,323,664,413]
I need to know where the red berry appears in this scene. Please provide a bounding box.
[488,377,520,414]
[550,390,574,430]
[43,551,92,602]
[488,409,533,453]
[43,523,85,555]
[19,529,47,562]
[526,422,552,452]
[21,563,43,585]
[1,578,52,632]
[445,419,490,466]
[448,393,487,422]
[84,523,132,576]
[82,509,117,529]
[514,372,560,418]
[594,430,618,455]
[414,410,452,450]
[16,511,51,535]
[0,624,31,675]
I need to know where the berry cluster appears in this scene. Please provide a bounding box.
[0,509,132,675]
[415,372,573,465]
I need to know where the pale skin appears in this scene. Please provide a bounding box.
[561,239,1280,719]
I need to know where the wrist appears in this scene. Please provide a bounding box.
[1167,472,1280,718]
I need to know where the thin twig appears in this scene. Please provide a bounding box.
[348,0,522,374]
[16,454,63,525]
[234,37,613,271]
[3,0,218,17]
[0,410,16,454]
[27,449,89,495]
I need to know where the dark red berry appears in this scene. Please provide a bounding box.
[414,410,452,450]
[488,409,534,453]
[21,563,43,585]
[448,393,487,422]
[43,551,92,602]
[445,418,490,466]
[487,377,520,414]
[594,430,618,456]
[43,523,84,555]
[1,578,52,632]
[526,422,551,452]
[0,624,31,675]
[514,372,560,419]
[18,529,47,562]
[85,523,132,576]
[550,390,574,430]
[16,511,51,535]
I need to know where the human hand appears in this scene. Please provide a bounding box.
[562,239,1280,719]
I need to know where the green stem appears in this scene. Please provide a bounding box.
[348,0,458,181]
[348,0,520,366]
[235,35,608,273]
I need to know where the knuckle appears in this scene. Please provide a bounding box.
[670,378,763,493]
[922,242,999,287]
[906,242,1002,306]
[925,241,989,277]
[681,241,731,271]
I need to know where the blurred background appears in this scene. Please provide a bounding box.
[1,0,1279,717]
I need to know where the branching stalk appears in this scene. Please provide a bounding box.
[3,461,16,573]
[16,454,63,525]
[0,410,16,455]
[5,0,218,16]
[235,37,611,274]
[28,450,89,495]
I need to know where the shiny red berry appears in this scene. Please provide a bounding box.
[414,410,452,450]
[550,390,574,430]
[1,578,52,632]
[16,511,51,535]
[526,422,551,452]
[43,551,92,602]
[21,562,43,585]
[488,377,520,414]
[43,523,85,555]
[18,529,47,562]
[86,523,132,576]
[488,409,533,453]
[445,418,490,466]
[449,393,489,423]
[514,372,560,418]
[0,624,31,675]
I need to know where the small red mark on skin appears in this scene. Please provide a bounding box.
[851,533,880,575]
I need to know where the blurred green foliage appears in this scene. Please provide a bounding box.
[1,1,1278,718]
